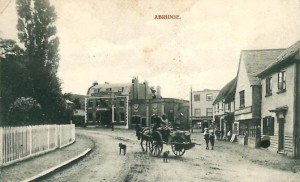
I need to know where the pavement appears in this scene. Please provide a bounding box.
[0,132,95,182]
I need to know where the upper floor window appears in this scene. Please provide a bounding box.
[225,103,231,112]
[206,94,213,101]
[239,90,245,108]
[266,77,272,96]
[206,108,213,116]
[278,71,286,92]
[194,94,200,101]
[120,100,125,107]
[194,108,201,116]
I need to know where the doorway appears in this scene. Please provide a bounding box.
[278,118,285,151]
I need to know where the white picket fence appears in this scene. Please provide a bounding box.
[0,124,75,166]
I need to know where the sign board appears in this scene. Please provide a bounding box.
[235,106,252,115]
[230,134,237,142]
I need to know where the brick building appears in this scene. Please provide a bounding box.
[85,77,189,129]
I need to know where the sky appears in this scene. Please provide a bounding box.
[1,0,300,99]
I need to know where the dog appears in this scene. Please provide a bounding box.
[119,143,127,155]
[163,150,169,163]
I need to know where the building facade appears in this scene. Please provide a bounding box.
[257,41,300,158]
[213,78,236,139]
[130,98,189,130]
[234,49,284,147]
[85,77,189,130]
[190,89,219,132]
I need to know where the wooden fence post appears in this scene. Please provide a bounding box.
[0,127,3,166]
[48,125,50,150]
[59,125,62,148]
[29,126,32,155]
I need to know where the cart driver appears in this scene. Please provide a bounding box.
[152,114,167,131]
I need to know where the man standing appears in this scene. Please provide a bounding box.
[204,128,210,150]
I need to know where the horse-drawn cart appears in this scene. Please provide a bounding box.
[136,125,195,157]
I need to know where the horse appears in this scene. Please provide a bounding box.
[135,125,151,152]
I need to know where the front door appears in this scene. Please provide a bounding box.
[278,119,285,151]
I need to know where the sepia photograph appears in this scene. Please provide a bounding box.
[0,0,300,181]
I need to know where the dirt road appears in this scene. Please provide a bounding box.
[45,128,300,182]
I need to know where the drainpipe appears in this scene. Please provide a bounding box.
[293,61,299,158]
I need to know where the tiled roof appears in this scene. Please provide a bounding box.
[240,49,284,85]
[257,41,300,77]
[213,77,237,105]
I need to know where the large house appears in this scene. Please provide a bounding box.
[213,77,237,139]
[257,41,300,157]
[85,77,189,129]
[234,49,284,147]
[190,89,219,132]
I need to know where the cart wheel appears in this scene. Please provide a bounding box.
[150,131,163,157]
[171,144,186,156]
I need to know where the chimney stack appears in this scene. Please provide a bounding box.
[156,86,161,98]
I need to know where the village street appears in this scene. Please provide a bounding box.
[44,128,300,182]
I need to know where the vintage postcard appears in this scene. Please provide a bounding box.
[0,0,300,181]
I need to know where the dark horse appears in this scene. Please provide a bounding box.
[135,124,151,152]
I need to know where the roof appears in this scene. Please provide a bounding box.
[87,83,132,95]
[213,77,237,105]
[257,41,300,77]
[239,49,284,85]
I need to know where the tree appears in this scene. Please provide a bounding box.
[16,0,65,123]
[0,38,33,125]
[73,98,81,109]
[7,97,42,126]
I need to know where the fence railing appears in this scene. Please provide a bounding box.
[0,124,75,167]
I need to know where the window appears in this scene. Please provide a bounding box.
[96,99,101,107]
[194,108,201,116]
[88,100,93,108]
[239,90,245,108]
[96,112,100,120]
[194,94,200,101]
[225,103,231,112]
[266,77,272,96]
[278,71,286,92]
[206,108,213,116]
[217,103,219,112]
[120,113,125,121]
[263,117,274,135]
[238,120,257,137]
[88,113,93,121]
[120,100,125,107]
[206,94,213,101]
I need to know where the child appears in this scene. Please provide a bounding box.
[204,128,210,150]
[209,131,215,150]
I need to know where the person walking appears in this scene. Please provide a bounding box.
[204,128,210,150]
[209,131,215,150]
